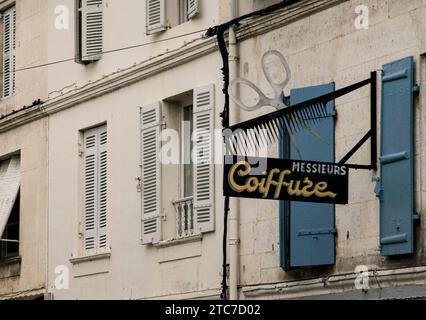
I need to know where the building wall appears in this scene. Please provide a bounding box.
[0,0,48,115]
[46,0,220,98]
[0,0,48,299]
[45,0,426,299]
[0,118,48,299]
[1,0,424,300]
[234,0,426,298]
[47,52,225,299]
[46,0,227,298]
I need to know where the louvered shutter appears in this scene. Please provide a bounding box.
[193,85,215,233]
[146,0,166,34]
[98,128,108,250]
[81,0,103,62]
[280,84,336,269]
[84,127,99,254]
[2,6,16,98]
[187,0,199,19]
[0,156,20,237]
[141,102,162,244]
[379,57,415,256]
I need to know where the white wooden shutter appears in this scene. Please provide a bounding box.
[146,0,166,35]
[83,125,107,254]
[81,0,103,62]
[141,102,162,244]
[0,156,20,237]
[193,85,215,233]
[98,128,108,250]
[83,127,99,254]
[187,0,199,19]
[2,6,16,98]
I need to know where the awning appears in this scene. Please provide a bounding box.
[0,156,21,237]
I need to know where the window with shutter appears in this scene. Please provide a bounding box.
[98,129,108,250]
[187,0,198,19]
[379,57,415,256]
[146,0,166,35]
[2,6,16,98]
[0,156,20,241]
[79,0,103,63]
[141,102,162,244]
[193,85,215,233]
[83,125,107,254]
[0,190,19,260]
[280,84,336,269]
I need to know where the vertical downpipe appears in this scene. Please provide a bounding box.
[228,0,240,301]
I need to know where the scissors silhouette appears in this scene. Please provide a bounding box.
[229,50,291,111]
[228,50,327,158]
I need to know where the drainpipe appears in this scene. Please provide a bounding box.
[228,0,240,301]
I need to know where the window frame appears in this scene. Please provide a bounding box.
[80,124,108,256]
[75,0,83,64]
[0,190,20,260]
[180,104,194,199]
[146,0,198,35]
[179,0,189,25]
[75,0,103,64]
[1,4,16,99]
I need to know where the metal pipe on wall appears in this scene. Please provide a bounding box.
[228,0,240,301]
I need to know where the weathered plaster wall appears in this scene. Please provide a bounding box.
[236,0,426,293]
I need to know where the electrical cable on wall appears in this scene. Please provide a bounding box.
[205,0,302,301]
[0,28,208,77]
[0,32,207,120]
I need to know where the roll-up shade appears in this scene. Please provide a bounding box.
[0,156,21,237]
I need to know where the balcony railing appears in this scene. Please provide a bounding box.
[172,196,194,239]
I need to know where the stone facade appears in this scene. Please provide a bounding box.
[1,0,426,300]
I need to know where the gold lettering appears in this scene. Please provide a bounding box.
[300,178,316,197]
[314,182,337,198]
[227,162,338,200]
[288,180,302,196]
[273,170,291,198]
[259,168,281,198]
[247,177,259,192]
[228,161,251,192]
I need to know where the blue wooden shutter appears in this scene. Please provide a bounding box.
[280,83,336,268]
[379,57,415,256]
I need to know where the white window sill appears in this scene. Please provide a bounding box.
[69,252,111,265]
[1,96,15,102]
[69,252,111,278]
[155,235,203,264]
[153,234,202,248]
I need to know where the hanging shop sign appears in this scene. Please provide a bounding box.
[224,156,349,204]
[223,50,377,205]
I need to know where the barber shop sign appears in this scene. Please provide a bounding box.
[224,156,349,205]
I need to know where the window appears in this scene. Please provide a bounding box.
[146,0,199,35]
[75,0,103,64]
[0,191,19,260]
[1,6,16,99]
[141,85,214,244]
[173,105,194,238]
[0,156,21,261]
[181,105,193,198]
[179,0,189,24]
[82,125,107,255]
